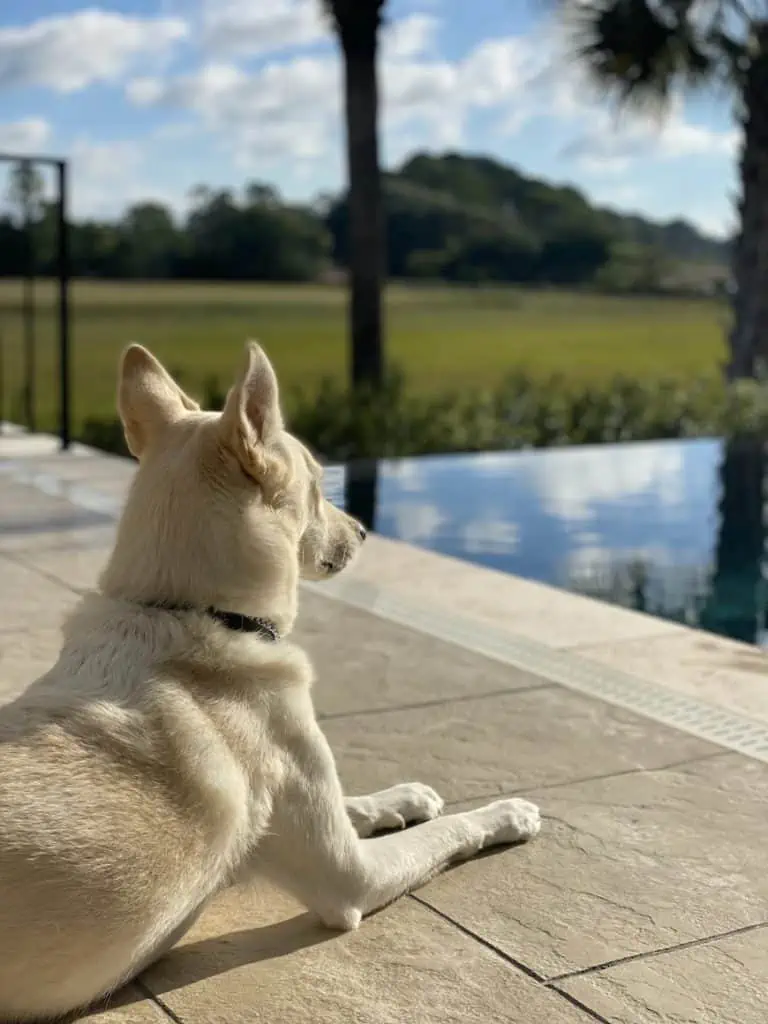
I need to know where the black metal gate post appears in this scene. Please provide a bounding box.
[56,160,70,451]
[22,159,36,434]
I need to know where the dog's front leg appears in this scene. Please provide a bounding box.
[345,784,445,838]
[257,723,540,930]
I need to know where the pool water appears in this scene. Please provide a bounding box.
[326,438,768,648]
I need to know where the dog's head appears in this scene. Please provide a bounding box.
[101,342,365,632]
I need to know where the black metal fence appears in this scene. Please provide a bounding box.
[0,153,70,450]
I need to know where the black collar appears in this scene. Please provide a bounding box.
[140,601,279,642]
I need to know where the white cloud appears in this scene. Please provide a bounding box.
[117,8,736,230]
[459,38,529,107]
[389,501,444,545]
[564,540,713,620]
[688,206,737,239]
[128,17,533,166]
[66,139,185,219]
[562,101,738,175]
[525,441,686,522]
[381,460,427,493]
[130,56,341,165]
[200,0,327,57]
[462,516,520,556]
[487,21,737,176]
[0,118,50,153]
[382,58,458,145]
[382,35,532,155]
[70,139,144,217]
[384,14,438,60]
[0,9,188,93]
[198,0,436,61]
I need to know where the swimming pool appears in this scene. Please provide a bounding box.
[326,437,768,647]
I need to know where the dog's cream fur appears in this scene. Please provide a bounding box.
[0,343,540,1021]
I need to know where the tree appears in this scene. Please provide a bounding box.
[6,161,45,227]
[181,184,330,281]
[323,0,386,388]
[557,0,768,378]
[537,224,614,284]
[326,150,726,285]
[118,203,180,278]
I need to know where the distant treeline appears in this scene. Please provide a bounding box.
[0,152,728,290]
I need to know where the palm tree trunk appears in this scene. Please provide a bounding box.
[339,10,385,388]
[343,458,379,532]
[727,22,768,380]
[699,439,766,643]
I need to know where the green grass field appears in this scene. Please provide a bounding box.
[0,279,730,433]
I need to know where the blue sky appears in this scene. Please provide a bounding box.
[0,0,739,235]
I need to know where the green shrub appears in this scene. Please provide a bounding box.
[76,370,768,462]
[80,416,131,458]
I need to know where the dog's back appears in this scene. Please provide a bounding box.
[0,597,257,1019]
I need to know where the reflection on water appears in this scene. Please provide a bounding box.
[326,438,768,648]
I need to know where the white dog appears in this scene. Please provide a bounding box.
[0,343,540,1020]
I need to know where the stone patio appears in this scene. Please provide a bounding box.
[2,428,768,1024]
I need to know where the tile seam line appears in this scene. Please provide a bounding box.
[0,547,87,598]
[134,980,187,1024]
[441,748,732,809]
[545,918,768,985]
[409,893,545,983]
[410,896,611,1023]
[317,681,557,721]
[549,987,615,1023]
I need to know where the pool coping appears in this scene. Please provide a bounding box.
[4,428,768,764]
[307,574,768,763]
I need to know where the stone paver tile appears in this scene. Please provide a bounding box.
[0,628,64,704]
[559,925,768,1024]
[297,590,549,716]
[419,754,768,979]
[0,477,76,513]
[11,542,114,593]
[0,507,113,540]
[78,985,170,1023]
[0,477,112,538]
[3,452,135,484]
[0,524,117,565]
[0,522,117,556]
[0,556,79,630]
[42,477,128,512]
[0,433,72,458]
[142,884,592,1024]
[347,534,682,649]
[323,685,716,803]
[576,629,768,725]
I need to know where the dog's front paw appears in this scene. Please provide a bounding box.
[349,783,445,836]
[473,798,541,846]
[381,782,445,830]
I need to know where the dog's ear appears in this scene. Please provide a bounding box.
[219,342,284,461]
[117,344,200,458]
